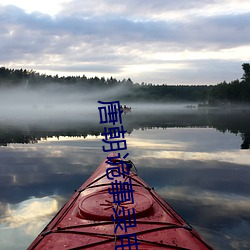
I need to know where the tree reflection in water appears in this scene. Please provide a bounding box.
[0,108,249,149]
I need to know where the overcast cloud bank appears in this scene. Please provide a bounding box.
[0,0,250,84]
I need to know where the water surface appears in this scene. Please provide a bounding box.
[0,106,250,249]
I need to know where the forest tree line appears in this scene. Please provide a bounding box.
[0,63,249,104]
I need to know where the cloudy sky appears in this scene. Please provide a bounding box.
[0,0,250,85]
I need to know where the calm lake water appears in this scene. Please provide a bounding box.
[0,104,250,249]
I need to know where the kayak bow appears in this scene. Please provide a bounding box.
[28,152,213,249]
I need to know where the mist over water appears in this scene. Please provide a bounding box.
[0,84,250,249]
[1,84,250,148]
[0,84,198,124]
[0,85,97,121]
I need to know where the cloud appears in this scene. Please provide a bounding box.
[7,5,247,49]
[0,1,250,84]
[1,6,247,51]
[58,0,242,19]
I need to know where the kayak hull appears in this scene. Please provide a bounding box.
[28,152,213,249]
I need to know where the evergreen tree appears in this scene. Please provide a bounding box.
[242,63,250,83]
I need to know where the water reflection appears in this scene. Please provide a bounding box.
[0,196,59,228]
[0,196,62,250]
[0,108,250,249]
[0,107,250,149]
[126,128,250,249]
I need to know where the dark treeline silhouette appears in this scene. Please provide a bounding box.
[0,63,250,104]
[208,64,250,105]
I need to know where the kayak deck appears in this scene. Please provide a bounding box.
[28,152,213,249]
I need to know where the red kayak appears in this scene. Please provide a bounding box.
[28,152,213,249]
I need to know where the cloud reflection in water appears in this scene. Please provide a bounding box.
[0,196,61,250]
[0,126,249,249]
[126,128,250,249]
